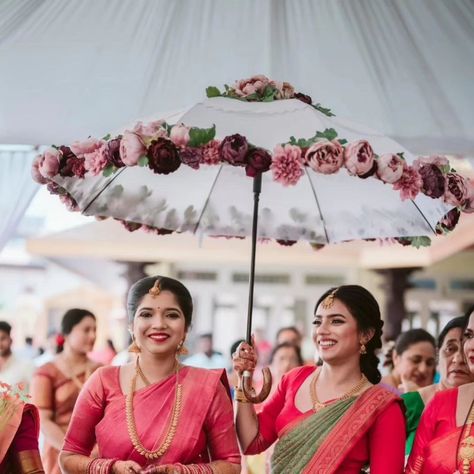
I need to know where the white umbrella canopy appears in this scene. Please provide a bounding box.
[48,96,453,245]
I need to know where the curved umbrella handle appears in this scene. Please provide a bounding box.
[242,368,272,403]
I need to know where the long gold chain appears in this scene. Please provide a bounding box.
[310,369,368,412]
[458,402,474,474]
[126,359,182,459]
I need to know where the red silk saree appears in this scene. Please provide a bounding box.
[62,365,240,469]
[245,366,405,474]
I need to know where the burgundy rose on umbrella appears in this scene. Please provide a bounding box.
[233,75,270,98]
[103,138,124,168]
[444,173,470,207]
[271,144,303,186]
[119,220,142,232]
[220,134,249,166]
[294,93,312,105]
[413,157,445,198]
[180,147,202,170]
[392,166,422,200]
[436,208,461,234]
[120,131,146,166]
[375,154,406,184]
[246,148,272,177]
[305,140,344,175]
[344,140,376,178]
[147,137,181,174]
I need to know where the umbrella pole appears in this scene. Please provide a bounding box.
[242,173,272,403]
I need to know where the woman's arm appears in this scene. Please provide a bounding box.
[369,401,406,474]
[30,371,66,450]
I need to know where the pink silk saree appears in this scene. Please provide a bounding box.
[406,387,474,473]
[62,365,240,468]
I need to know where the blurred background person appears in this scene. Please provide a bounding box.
[380,328,436,394]
[275,326,302,348]
[16,336,39,360]
[268,342,304,396]
[34,330,60,367]
[0,321,35,389]
[402,315,473,454]
[31,308,100,474]
[184,333,227,369]
[89,338,117,365]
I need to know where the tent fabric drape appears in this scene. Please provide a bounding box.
[0,0,472,155]
[0,149,39,253]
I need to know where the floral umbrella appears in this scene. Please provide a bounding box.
[32,75,474,400]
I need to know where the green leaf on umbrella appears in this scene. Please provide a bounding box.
[102,165,117,177]
[138,156,149,167]
[287,128,344,148]
[188,124,216,147]
[206,86,221,98]
[397,152,406,160]
[102,133,111,141]
[262,85,278,102]
[440,165,451,174]
[313,103,335,117]
[409,236,431,248]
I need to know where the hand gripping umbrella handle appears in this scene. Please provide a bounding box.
[242,368,272,404]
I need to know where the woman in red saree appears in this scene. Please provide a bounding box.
[406,304,474,474]
[31,308,100,474]
[60,275,240,474]
[233,285,406,474]
[0,382,44,473]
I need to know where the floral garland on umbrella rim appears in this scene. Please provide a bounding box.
[32,77,474,248]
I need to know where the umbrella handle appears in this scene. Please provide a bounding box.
[242,368,272,403]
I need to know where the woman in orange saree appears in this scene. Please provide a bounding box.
[233,285,406,474]
[60,275,240,474]
[406,304,474,474]
[31,308,100,474]
[0,382,44,473]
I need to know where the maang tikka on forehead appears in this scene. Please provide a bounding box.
[148,279,161,297]
[321,289,338,309]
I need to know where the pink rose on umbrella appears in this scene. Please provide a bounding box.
[70,138,104,159]
[344,140,376,178]
[376,154,406,184]
[463,183,474,213]
[169,124,190,147]
[133,120,167,141]
[201,140,221,165]
[38,148,61,178]
[119,131,146,166]
[271,81,295,99]
[220,134,249,166]
[84,144,108,176]
[305,140,344,174]
[233,75,270,97]
[444,173,470,207]
[392,166,422,200]
[271,144,303,186]
[246,148,272,177]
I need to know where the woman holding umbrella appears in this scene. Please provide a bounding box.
[59,275,240,474]
[233,285,405,473]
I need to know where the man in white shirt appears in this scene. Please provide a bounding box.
[184,333,227,369]
[0,321,35,389]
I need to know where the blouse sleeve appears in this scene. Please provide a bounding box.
[405,394,439,473]
[244,374,287,455]
[62,368,107,456]
[204,379,240,464]
[11,407,40,453]
[368,401,406,474]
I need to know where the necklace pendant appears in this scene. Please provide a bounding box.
[313,402,325,412]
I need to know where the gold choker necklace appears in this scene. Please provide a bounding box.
[126,358,182,459]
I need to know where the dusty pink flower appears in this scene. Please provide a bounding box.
[305,140,344,174]
[180,147,202,169]
[271,144,304,186]
[344,140,375,177]
[102,138,124,168]
[59,193,79,211]
[84,144,108,176]
[32,154,49,184]
[246,148,272,177]
[271,80,295,99]
[415,155,450,170]
[70,138,104,159]
[133,120,167,140]
[376,154,406,184]
[444,173,470,207]
[201,140,221,165]
[119,131,146,166]
[233,75,270,97]
[220,134,249,166]
[463,182,474,213]
[392,166,422,200]
[38,148,61,178]
[413,159,445,198]
[169,123,190,147]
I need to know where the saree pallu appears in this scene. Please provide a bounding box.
[63,365,240,469]
[0,402,44,473]
[31,361,98,474]
[271,385,399,474]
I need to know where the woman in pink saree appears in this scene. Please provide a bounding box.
[406,304,474,474]
[60,275,240,474]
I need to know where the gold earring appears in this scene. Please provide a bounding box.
[128,337,141,353]
[176,340,189,356]
[360,342,367,355]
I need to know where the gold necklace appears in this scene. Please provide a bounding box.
[458,401,474,474]
[310,369,368,412]
[126,358,182,459]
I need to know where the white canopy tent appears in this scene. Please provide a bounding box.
[1,0,473,156]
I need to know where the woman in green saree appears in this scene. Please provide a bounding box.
[233,285,405,474]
